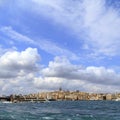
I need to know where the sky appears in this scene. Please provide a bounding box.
[0,0,120,95]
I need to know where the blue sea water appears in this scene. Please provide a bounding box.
[0,101,120,120]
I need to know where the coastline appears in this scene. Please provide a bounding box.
[0,90,120,103]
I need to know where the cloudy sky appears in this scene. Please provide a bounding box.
[0,0,120,95]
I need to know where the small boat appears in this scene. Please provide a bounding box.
[1,101,12,103]
[115,98,120,101]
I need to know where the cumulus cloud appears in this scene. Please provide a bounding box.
[0,50,120,94]
[1,0,120,94]
[0,47,39,74]
[34,56,120,93]
[0,48,40,95]
[41,56,119,85]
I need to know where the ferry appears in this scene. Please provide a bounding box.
[115,98,120,101]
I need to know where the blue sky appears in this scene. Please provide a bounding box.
[0,0,120,95]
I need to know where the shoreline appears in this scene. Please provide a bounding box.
[1,90,120,103]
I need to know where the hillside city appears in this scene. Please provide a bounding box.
[1,88,120,103]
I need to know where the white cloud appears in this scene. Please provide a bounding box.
[1,0,120,94]
[83,0,120,56]
[35,56,120,93]
[0,26,78,60]
[0,26,34,44]
[28,0,120,57]
[2,0,120,60]
[0,47,39,73]
[0,47,40,95]
[0,49,120,94]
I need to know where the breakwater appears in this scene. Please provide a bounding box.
[1,90,120,103]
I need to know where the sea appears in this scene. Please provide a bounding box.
[0,101,120,120]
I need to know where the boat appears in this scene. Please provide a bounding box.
[115,98,120,101]
[1,101,12,103]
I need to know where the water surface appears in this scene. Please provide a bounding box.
[0,101,120,120]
